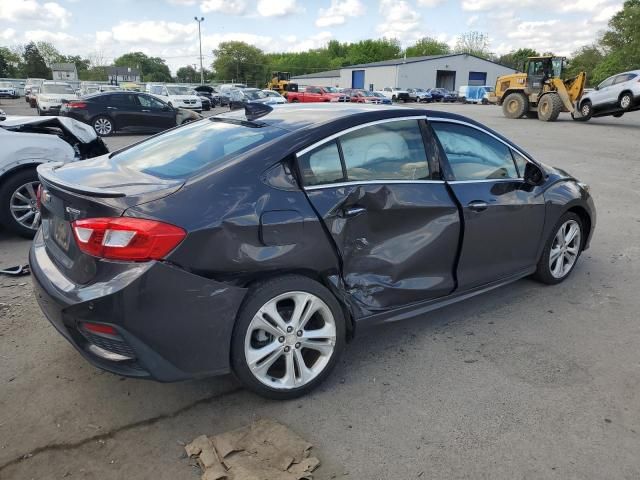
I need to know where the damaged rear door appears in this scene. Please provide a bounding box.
[297,117,460,313]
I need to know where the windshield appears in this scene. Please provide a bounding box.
[324,87,339,93]
[101,86,120,91]
[167,86,193,95]
[41,84,74,94]
[372,92,385,97]
[359,90,375,97]
[0,82,13,88]
[112,119,285,179]
[263,90,279,97]
[243,89,267,100]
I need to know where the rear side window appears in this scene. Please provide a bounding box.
[431,122,518,180]
[340,120,429,181]
[298,141,344,186]
[111,94,137,106]
[112,119,285,179]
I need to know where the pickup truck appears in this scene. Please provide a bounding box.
[377,87,411,102]
[286,86,349,103]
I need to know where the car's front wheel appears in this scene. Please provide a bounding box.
[231,275,346,399]
[534,212,583,285]
[0,169,41,238]
[619,92,633,110]
[92,116,114,136]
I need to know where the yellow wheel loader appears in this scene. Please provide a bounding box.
[492,56,586,121]
[266,71,298,97]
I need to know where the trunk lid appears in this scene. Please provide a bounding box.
[37,159,183,284]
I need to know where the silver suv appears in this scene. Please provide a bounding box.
[577,70,640,120]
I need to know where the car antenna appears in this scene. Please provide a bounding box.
[244,103,273,121]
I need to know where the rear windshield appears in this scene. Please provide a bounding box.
[42,84,74,94]
[112,119,285,179]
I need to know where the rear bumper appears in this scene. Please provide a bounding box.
[30,230,248,382]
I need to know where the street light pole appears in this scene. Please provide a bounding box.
[194,16,205,85]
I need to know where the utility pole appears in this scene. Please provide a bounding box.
[194,16,205,84]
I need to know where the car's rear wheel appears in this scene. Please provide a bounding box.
[0,169,41,238]
[534,212,583,285]
[92,116,114,136]
[231,275,346,399]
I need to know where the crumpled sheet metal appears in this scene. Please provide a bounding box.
[185,418,320,480]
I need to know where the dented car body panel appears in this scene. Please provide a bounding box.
[31,104,596,381]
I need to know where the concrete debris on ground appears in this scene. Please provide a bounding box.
[185,418,320,480]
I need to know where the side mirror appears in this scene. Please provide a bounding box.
[524,162,544,186]
[162,105,171,112]
[594,86,599,91]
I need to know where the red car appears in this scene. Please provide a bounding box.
[344,89,386,104]
[286,86,349,103]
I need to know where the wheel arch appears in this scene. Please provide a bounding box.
[238,269,356,340]
[0,162,42,190]
[566,205,592,250]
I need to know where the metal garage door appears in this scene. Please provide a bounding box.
[468,71,487,86]
[351,70,365,89]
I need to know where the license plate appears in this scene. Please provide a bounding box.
[52,217,71,252]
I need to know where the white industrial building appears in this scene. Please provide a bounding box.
[291,54,516,91]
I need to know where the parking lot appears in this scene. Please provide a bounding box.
[1,97,639,479]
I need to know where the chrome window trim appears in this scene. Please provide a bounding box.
[426,116,540,170]
[296,115,428,157]
[304,179,445,191]
[448,178,524,184]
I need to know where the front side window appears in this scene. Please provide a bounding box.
[598,77,615,89]
[431,122,518,181]
[137,94,166,109]
[340,120,429,181]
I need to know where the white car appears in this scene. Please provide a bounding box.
[147,84,202,112]
[0,82,19,99]
[0,115,108,237]
[261,89,287,104]
[36,82,78,116]
[576,69,640,121]
[377,87,410,102]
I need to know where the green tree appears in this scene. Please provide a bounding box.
[566,45,604,85]
[0,46,23,77]
[22,42,49,78]
[593,0,640,83]
[213,41,266,84]
[114,52,172,82]
[454,31,491,59]
[345,38,402,65]
[405,37,451,57]
[496,48,539,70]
[176,65,198,82]
[35,41,64,67]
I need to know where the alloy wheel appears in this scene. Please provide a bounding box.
[94,118,112,135]
[581,103,591,116]
[244,291,337,389]
[10,181,41,231]
[620,95,631,109]
[549,219,581,279]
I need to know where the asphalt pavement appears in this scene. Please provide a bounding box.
[0,98,639,479]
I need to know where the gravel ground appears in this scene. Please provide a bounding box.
[0,97,639,479]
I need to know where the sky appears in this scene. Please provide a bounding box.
[0,0,624,73]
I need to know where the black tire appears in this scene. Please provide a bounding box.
[460,96,466,104]
[533,212,584,285]
[502,92,528,119]
[231,275,346,399]
[619,92,633,110]
[525,111,539,119]
[92,115,114,136]
[291,98,299,103]
[36,106,42,116]
[577,100,593,121]
[0,169,40,238]
[538,93,562,122]
[391,95,397,102]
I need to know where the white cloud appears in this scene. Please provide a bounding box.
[316,0,365,27]
[167,0,196,4]
[0,0,71,28]
[593,3,622,22]
[376,0,421,41]
[466,14,479,26]
[288,31,333,52]
[1,28,17,41]
[110,21,197,45]
[257,0,299,17]
[462,0,620,12]
[200,0,247,15]
[417,0,445,6]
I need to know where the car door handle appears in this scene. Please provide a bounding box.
[106,106,117,110]
[340,206,367,218]
[141,109,150,112]
[468,201,488,212]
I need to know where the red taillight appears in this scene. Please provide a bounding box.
[71,217,186,261]
[66,101,87,109]
[81,322,118,336]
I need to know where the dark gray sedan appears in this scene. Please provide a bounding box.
[30,104,595,399]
